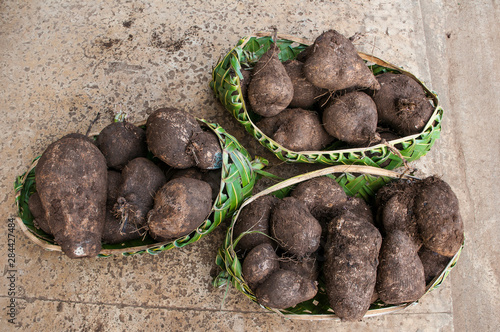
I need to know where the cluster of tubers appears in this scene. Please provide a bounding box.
[242,30,435,150]
[236,175,464,321]
[28,108,222,258]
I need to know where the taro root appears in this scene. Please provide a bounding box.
[233,195,279,252]
[372,73,434,136]
[201,169,222,202]
[102,170,142,244]
[257,108,333,151]
[255,269,318,309]
[379,192,421,248]
[146,107,202,169]
[35,134,108,258]
[96,122,148,170]
[413,176,464,257]
[323,91,379,147]
[113,158,167,229]
[284,60,324,109]
[418,246,451,284]
[280,256,319,282]
[340,196,375,226]
[187,130,222,170]
[270,197,322,257]
[147,177,212,241]
[324,211,382,321]
[242,243,280,290]
[303,30,380,91]
[376,230,426,305]
[247,44,294,117]
[290,176,347,222]
[28,192,51,235]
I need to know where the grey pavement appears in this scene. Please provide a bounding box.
[0,1,498,331]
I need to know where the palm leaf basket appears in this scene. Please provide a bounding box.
[14,119,267,257]
[210,33,442,170]
[214,165,463,319]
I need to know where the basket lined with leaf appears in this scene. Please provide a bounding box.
[210,32,442,170]
[214,165,463,320]
[15,118,266,257]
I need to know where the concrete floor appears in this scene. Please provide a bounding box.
[1,0,498,331]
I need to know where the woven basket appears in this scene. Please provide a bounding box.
[214,165,463,319]
[210,33,442,170]
[14,119,266,257]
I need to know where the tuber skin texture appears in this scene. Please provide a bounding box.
[113,157,167,229]
[187,130,222,170]
[247,44,294,117]
[102,170,142,244]
[147,177,212,241]
[376,230,426,305]
[413,176,464,257]
[242,243,280,290]
[233,195,279,252]
[324,211,382,321]
[373,73,434,136]
[303,30,380,91]
[255,269,318,309]
[290,176,347,221]
[270,197,322,257]
[322,91,379,147]
[418,246,451,285]
[279,255,319,282]
[28,192,51,235]
[146,107,202,169]
[284,60,325,109]
[96,122,148,170]
[257,108,333,151]
[35,134,108,258]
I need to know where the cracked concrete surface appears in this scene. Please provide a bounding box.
[1,0,498,331]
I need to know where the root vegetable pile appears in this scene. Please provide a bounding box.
[241,29,435,151]
[236,175,463,320]
[30,108,221,257]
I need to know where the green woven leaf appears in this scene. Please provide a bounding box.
[214,166,463,318]
[210,35,442,170]
[15,120,266,257]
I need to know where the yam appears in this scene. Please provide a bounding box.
[270,197,322,257]
[303,30,380,91]
[147,177,212,241]
[35,134,108,258]
[96,122,148,170]
[376,230,426,304]
[242,243,280,290]
[113,157,167,228]
[187,130,222,170]
[233,195,278,252]
[324,211,382,321]
[372,73,434,136]
[28,192,51,235]
[255,269,318,309]
[247,44,294,117]
[413,176,464,257]
[322,91,378,147]
[257,108,333,151]
[290,176,347,221]
[146,107,201,169]
[284,60,324,109]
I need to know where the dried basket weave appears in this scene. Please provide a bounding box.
[14,119,266,257]
[214,165,463,319]
[210,33,442,170]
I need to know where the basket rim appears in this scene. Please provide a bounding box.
[15,118,265,257]
[211,33,442,168]
[218,164,464,319]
